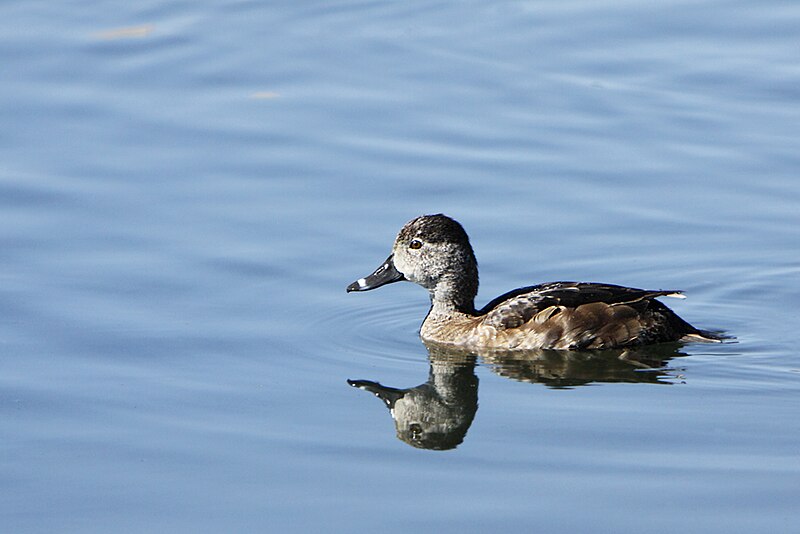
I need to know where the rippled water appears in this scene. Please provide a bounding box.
[2,0,799,532]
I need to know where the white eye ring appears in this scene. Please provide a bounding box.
[409,238,423,250]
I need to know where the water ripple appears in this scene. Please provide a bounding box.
[316,297,428,368]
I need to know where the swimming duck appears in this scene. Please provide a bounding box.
[346,214,722,350]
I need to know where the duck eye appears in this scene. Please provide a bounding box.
[409,239,423,250]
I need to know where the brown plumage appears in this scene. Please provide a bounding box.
[347,214,723,350]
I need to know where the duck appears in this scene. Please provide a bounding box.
[346,214,723,350]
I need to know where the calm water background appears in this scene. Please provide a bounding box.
[2,0,799,532]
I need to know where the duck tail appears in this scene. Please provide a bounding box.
[681,329,731,343]
[654,292,732,343]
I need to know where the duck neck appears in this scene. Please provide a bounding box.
[428,274,477,317]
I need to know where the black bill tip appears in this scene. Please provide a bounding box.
[346,279,368,293]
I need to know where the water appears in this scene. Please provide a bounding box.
[2,0,799,532]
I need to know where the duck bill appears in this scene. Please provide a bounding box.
[346,254,405,292]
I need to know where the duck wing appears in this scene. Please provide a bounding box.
[479,282,682,317]
[478,282,691,349]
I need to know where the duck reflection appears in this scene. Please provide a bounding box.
[348,350,478,451]
[348,343,688,450]
[480,342,687,388]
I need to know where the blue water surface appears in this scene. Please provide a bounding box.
[1,1,799,532]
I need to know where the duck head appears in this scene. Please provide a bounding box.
[347,214,479,312]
